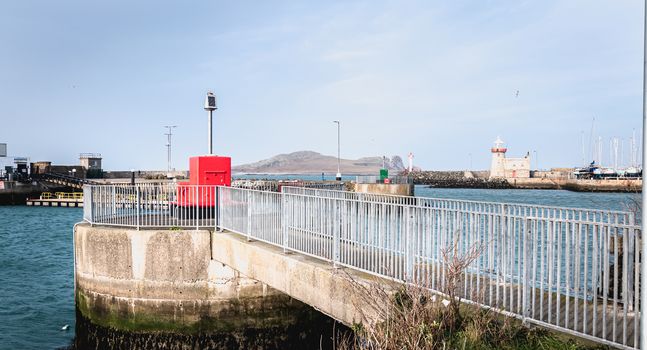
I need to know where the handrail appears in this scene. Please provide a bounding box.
[81,183,640,349]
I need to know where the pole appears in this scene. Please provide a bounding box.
[164,125,177,174]
[208,110,213,155]
[641,0,647,348]
[334,121,341,180]
[204,91,217,155]
[337,122,340,175]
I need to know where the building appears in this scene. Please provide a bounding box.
[31,161,52,175]
[489,137,530,178]
[80,153,103,178]
[80,153,102,170]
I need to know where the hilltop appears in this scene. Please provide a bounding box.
[232,151,404,175]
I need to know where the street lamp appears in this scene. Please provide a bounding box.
[333,120,341,181]
[204,92,217,155]
[72,168,76,178]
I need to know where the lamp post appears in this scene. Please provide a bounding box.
[164,125,177,174]
[204,92,217,155]
[130,169,135,186]
[333,120,341,181]
[640,1,647,347]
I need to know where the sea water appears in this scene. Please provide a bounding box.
[0,187,636,349]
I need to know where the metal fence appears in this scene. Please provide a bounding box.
[83,183,641,349]
[231,180,345,192]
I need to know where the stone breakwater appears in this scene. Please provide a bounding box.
[406,171,641,192]
[408,171,512,189]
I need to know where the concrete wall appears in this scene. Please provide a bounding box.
[532,169,574,179]
[211,231,383,327]
[503,157,530,178]
[74,224,341,345]
[562,179,642,192]
[353,183,415,196]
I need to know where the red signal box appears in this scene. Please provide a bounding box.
[176,156,231,208]
[188,156,231,186]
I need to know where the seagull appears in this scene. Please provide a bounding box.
[61,324,69,331]
[515,90,519,98]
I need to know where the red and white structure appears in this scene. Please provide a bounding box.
[489,137,530,179]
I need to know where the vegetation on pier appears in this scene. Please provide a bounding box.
[338,239,607,350]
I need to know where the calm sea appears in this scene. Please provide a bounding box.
[0,187,637,349]
[0,206,80,349]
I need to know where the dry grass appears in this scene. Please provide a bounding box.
[335,236,607,350]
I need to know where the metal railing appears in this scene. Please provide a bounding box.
[83,183,641,349]
[232,179,345,192]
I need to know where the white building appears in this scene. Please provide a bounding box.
[489,137,530,178]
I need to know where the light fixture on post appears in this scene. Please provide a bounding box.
[204,92,217,155]
[333,120,341,181]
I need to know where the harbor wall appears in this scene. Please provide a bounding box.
[0,181,54,205]
[73,224,344,349]
[562,179,641,192]
[353,183,415,196]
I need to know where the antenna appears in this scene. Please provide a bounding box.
[164,125,177,174]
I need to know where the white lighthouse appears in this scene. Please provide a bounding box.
[489,136,531,179]
[490,137,507,178]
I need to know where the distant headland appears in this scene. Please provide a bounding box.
[232,151,405,175]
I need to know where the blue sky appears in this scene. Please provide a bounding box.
[0,1,643,171]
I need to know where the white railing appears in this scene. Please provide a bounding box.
[83,183,641,349]
[231,180,345,192]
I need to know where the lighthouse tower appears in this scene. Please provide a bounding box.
[490,136,507,178]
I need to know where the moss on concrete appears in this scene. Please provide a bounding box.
[76,288,331,335]
[74,289,352,350]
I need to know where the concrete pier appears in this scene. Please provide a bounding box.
[353,183,415,196]
[73,224,347,349]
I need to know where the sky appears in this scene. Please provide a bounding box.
[0,1,643,171]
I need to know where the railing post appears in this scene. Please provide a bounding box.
[282,193,289,253]
[195,185,199,231]
[405,206,415,283]
[499,203,507,285]
[522,217,532,320]
[333,199,340,267]
[246,190,252,241]
[83,185,93,225]
[136,186,140,230]
[111,186,116,220]
[215,186,220,232]
[628,212,636,312]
